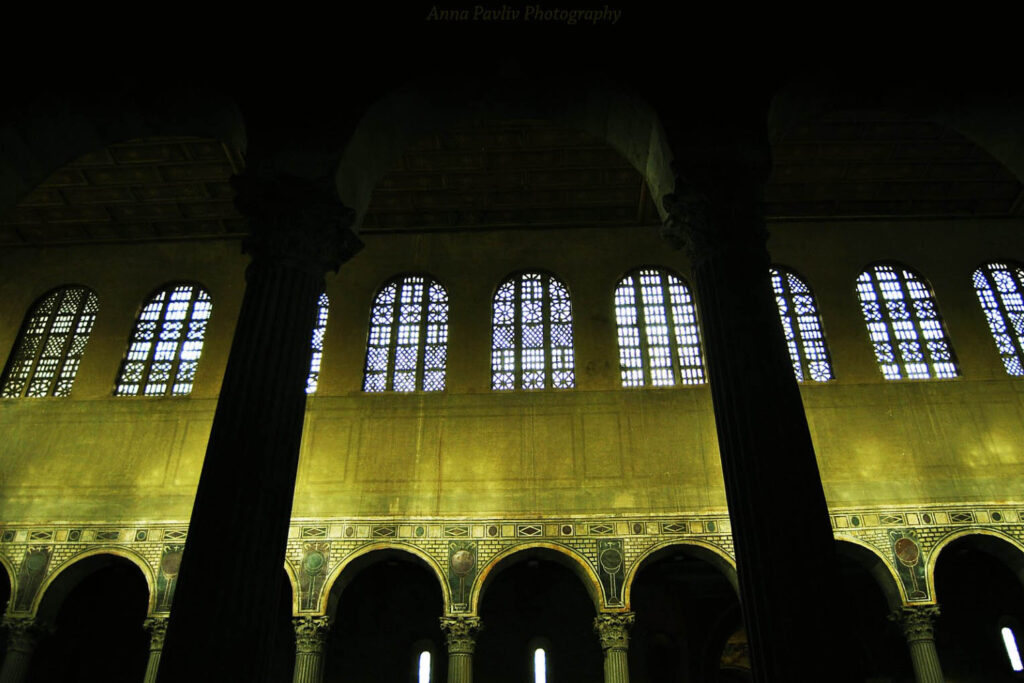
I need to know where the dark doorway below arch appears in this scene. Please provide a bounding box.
[934,538,1024,682]
[476,557,601,683]
[324,555,445,683]
[629,551,743,683]
[28,557,148,683]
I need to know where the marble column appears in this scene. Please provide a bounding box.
[594,612,634,683]
[660,110,852,682]
[142,617,168,683]
[892,606,944,683]
[292,616,331,683]
[155,169,362,683]
[0,616,43,683]
[440,616,481,683]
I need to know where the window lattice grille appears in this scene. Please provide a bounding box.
[491,272,575,391]
[614,268,704,387]
[115,284,212,396]
[770,267,833,382]
[856,264,958,380]
[306,292,330,394]
[363,275,448,392]
[973,262,1024,376]
[1,286,99,398]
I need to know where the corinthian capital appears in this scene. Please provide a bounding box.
[891,605,940,642]
[2,615,45,653]
[594,612,635,651]
[144,616,169,650]
[293,615,332,654]
[232,170,363,276]
[440,615,482,654]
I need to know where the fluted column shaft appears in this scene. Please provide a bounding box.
[894,606,944,683]
[661,110,852,682]
[156,170,361,683]
[594,612,634,683]
[142,617,168,683]
[292,616,331,683]
[440,616,481,683]
[0,616,42,683]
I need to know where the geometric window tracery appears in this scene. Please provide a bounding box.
[855,263,959,380]
[114,283,213,396]
[613,267,704,387]
[362,275,448,392]
[770,266,833,382]
[1,285,99,397]
[972,261,1024,376]
[491,271,575,391]
[306,292,330,394]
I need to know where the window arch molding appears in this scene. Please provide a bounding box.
[1,283,100,398]
[971,259,1024,376]
[114,281,213,397]
[769,264,834,382]
[611,265,705,388]
[855,261,959,381]
[362,273,449,393]
[490,269,576,391]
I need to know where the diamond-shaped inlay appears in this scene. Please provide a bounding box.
[372,525,397,538]
[589,524,613,535]
[661,521,687,534]
[444,526,469,537]
[164,530,187,540]
[879,515,905,526]
[29,530,53,541]
[301,526,327,538]
[517,524,542,537]
[949,512,975,524]
[96,530,120,540]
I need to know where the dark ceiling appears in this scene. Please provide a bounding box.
[0,111,1019,247]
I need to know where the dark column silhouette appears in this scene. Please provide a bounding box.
[661,103,852,682]
[157,168,362,683]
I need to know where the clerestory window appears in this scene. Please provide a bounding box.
[115,283,212,396]
[855,263,958,380]
[613,267,704,387]
[770,266,833,382]
[972,261,1024,376]
[362,275,448,392]
[491,271,575,391]
[306,292,330,394]
[1,285,99,397]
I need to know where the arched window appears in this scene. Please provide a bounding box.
[306,292,329,394]
[855,263,958,380]
[613,267,704,387]
[770,266,833,382]
[972,261,1024,376]
[417,650,432,683]
[533,647,547,683]
[1,285,99,397]
[491,271,575,391]
[362,275,448,392]
[1002,626,1023,672]
[115,283,212,396]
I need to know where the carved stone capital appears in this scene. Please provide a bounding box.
[594,612,635,651]
[661,184,768,268]
[293,615,332,655]
[440,615,482,655]
[891,605,940,642]
[232,170,363,277]
[144,616,169,650]
[2,615,45,653]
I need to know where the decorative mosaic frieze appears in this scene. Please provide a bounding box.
[1,504,1021,618]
